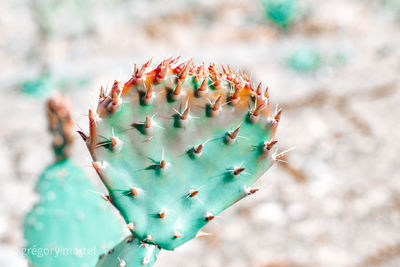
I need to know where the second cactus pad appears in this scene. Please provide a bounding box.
[82,58,282,250]
[24,159,122,267]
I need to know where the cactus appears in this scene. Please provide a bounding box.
[23,95,122,267]
[262,0,298,29]
[80,58,285,266]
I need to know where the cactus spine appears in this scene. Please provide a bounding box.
[24,95,122,267]
[81,58,283,266]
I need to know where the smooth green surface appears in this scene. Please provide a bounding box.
[96,236,160,267]
[24,159,123,267]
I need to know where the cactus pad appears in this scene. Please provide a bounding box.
[24,159,122,267]
[81,58,283,263]
[24,95,123,267]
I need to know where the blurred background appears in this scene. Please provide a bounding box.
[1,0,399,266]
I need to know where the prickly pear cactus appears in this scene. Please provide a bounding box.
[81,58,285,266]
[24,95,122,267]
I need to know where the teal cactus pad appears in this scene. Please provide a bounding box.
[96,236,160,267]
[82,58,282,256]
[24,155,123,266]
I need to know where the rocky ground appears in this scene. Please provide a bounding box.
[0,0,399,266]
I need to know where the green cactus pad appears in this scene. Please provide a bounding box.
[24,159,123,267]
[82,58,282,256]
[96,236,160,267]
